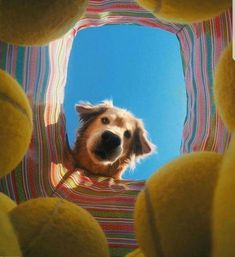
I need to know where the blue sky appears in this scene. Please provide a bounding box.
[64,24,186,180]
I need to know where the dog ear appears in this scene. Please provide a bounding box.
[132,125,155,157]
[75,102,108,122]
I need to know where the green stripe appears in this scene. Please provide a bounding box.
[89,210,133,218]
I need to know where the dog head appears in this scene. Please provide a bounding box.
[71,101,155,179]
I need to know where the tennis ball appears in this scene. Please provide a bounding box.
[125,248,145,257]
[135,152,222,257]
[213,134,235,257]
[0,0,88,46]
[0,70,33,177]
[0,211,22,257]
[0,193,17,213]
[10,197,110,257]
[214,43,235,132]
[137,0,231,23]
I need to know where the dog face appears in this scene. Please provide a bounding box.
[71,101,155,179]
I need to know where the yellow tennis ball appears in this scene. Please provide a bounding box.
[0,193,17,213]
[135,152,222,257]
[0,70,33,177]
[213,134,235,257]
[137,0,231,23]
[0,0,88,46]
[10,197,110,257]
[125,248,145,257]
[0,211,22,257]
[214,43,235,132]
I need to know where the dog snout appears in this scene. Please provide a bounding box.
[101,131,121,150]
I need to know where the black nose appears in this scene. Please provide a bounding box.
[101,131,121,150]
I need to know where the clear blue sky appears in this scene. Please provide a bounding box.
[64,24,186,180]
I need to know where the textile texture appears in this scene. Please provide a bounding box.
[0,1,232,256]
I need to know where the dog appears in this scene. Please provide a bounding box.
[65,100,155,180]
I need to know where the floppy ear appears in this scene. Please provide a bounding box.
[132,126,155,157]
[75,101,111,122]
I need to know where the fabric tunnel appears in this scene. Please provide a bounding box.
[0,1,232,256]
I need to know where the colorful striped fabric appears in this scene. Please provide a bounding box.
[52,170,145,256]
[0,1,232,256]
[178,11,232,153]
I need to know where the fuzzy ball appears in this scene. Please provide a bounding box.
[214,43,235,132]
[213,134,235,257]
[0,70,33,177]
[10,197,109,257]
[0,193,17,213]
[135,152,222,257]
[125,248,145,257]
[0,211,22,257]
[137,0,231,24]
[0,0,88,46]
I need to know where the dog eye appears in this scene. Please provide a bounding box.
[124,130,131,139]
[101,117,110,124]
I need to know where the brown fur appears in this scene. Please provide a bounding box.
[65,101,155,180]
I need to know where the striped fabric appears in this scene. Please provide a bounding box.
[178,12,232,153]
[52,170,145,256]
[0,1,232,256]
